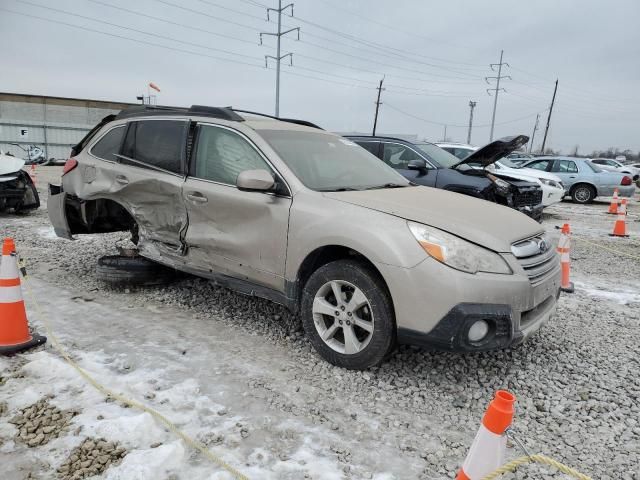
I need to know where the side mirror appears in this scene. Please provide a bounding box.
[236,169,275,192]
[407,159,427,171]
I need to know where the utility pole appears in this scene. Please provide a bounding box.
[260,1,300,117]
[529,113,540,153]
[486,50,511,142]
[540,79,558,155]
[372,77,385,135]
[442,125,447,142]
[467,100,476,144]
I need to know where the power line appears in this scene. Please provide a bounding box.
[384,102,545,129]
[0,6,375,93]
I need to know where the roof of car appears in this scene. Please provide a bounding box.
[113,105,324,131]
[345,135,431,145]
[435,142,476,149]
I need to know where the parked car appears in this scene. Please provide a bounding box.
[521,156,635,203]
[484,160,564,207]
[0,151,40,212]
[589,158,640,185]
[347,135,544,221]
[48,105,560,369]
[437,144,564,208]
[434,142,476,160]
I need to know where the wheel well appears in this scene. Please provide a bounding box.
[294,245,392,304]
[66,197,137,239]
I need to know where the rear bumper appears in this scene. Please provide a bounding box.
[47,184,74,239]
[598,185,636,198]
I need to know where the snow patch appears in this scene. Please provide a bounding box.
[36,226,60,240]
[575,281,640,305]
[103,440,186,480]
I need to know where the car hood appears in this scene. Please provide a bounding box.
[323,186,543,252]
[0,154,25,175]
[452,135,529,168]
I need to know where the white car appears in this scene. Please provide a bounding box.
[436,143,564,207]
[0,151,40,212]
[486,159,565,207]
[589,158,640,180]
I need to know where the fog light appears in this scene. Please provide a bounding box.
[468,320,489,342]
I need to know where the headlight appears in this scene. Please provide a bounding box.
[487,173,511,194]
[539,178,560,188]
[407,222,512,275]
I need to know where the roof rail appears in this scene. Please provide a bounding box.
[115,105,244,122]
[232,109,323,130]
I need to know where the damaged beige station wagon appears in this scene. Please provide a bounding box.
[49,105,561,370]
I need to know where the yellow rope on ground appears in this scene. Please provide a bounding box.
[572,236,640,261]
[481,454,593,480]
[20,269,250,480]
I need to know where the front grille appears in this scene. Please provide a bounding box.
[511,235,560,286]
[513,187,543,207]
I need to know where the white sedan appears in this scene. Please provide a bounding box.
[486,159,565,206]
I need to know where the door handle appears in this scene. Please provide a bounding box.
[568,176,576,178]
[186,192,208,204]
[115,175,129,185]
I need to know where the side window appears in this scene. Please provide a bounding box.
[527,160,550,171]
[356,141,380,157]
[556,160,578,173]
[121,120,186,173]
[90,126,125,161]
[193,125,272,185]
[382,143,422,169]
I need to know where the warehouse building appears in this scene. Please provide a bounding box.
[0,92,134,163]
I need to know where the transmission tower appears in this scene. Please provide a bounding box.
[260,1,300,117]
[485,50,511,142]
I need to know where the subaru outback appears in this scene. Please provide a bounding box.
[48,105,561,370]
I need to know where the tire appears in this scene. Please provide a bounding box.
[571,184,595,204]
[96,255,179,286]
[300,259,396,370]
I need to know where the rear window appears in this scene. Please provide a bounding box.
[90,126,125,161]
[585,161,602,173]
[121,120,187,173]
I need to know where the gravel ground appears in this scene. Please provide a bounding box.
[1,167,639,479]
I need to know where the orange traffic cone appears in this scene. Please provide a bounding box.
[607,188,620,214]
[557,223,574,293]
[610,199,629,237]
[0,238,46,355]
[456,391,516,480]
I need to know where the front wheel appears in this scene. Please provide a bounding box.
[571,184,595,204]
[301,260,396,370]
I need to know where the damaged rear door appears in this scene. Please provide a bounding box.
[60,118,190,260]
[111,119,190,259]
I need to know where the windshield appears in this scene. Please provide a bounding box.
[259,130,409,191]
[585,161,603,173]
[499,158,522,168]
[413,143,460,168]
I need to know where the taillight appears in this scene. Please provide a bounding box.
[621,175,632,186]
[62,158,78,175]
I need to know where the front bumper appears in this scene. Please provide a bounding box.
[377,252,561,352]
[541,185,564,206]
[0,170,40,211]
[516,203,543,221]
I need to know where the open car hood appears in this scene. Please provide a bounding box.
[452,135,529,168]
[0,154,25,175]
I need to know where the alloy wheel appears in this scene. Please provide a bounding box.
[312,280,374,355]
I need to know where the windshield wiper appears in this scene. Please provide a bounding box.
[316,187,360,192]
[362,183,409,190]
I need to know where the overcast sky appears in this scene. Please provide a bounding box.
[2,0,639,154]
